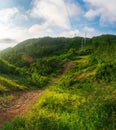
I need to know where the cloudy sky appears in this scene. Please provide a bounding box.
[0,0,116,50]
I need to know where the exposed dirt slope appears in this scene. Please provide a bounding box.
[77,72,95,79]
[0,90,43,127]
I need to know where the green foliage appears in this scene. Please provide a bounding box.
[0,95,14,104]
[2,52,116,130]
[95,62,116,82]
[0,76,26,104]
[30,57,63,76]
[0,34,116,130]
[30,73,48,88]
[92,34,116,63]
[0,37,84,67]
[2,80,115,130]
[0,58,18,75]
[2,117,26,130]
[78,48,93,56]
[0,76,25,93]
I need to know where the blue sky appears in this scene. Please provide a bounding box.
[0,0,116,50]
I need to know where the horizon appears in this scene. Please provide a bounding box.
[0,33,115,51]
[0,0,116,50]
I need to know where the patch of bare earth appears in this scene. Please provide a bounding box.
[50,62,76,83]
[77,72,95,79]
[0,90,43,127]
[63,62,75,74]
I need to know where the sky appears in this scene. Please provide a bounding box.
[0,0,116,50]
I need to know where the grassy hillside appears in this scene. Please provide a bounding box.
[1,55,116,130]
[0,75,26,110]
[0,58,18,75]
[0,56,26,111]
[0,37,87,67]
[0,34,116,130]
[0,37,87,88]
[92,34,116,62]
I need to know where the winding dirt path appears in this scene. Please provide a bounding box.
[0,90,43,128]
[0,61,75,128]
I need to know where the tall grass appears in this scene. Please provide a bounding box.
[0,76,25,93]
[1,55,116,130]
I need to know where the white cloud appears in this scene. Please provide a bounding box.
[0,0,109,50]
[59,27,99,38]
[0,8,18,25]
[66,0,82,18]
[0,38,17,50]
[0,7,29,46]
[0,0,83,50]
[82,26,98,37]
[84,0,116,24]
[30,0,82,29]
[28,23,48,33]
[85,9,100,19]
[0,38,17,43]
[0,25,26,41]
[59,29,80,37]
[83,26,95,33]
[0,43,17,50]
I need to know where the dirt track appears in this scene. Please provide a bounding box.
[0,90,43,127]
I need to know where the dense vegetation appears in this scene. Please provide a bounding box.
[0,35,116,130]
[0,37,87,88]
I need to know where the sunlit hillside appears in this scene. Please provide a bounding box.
[0,35,115,130]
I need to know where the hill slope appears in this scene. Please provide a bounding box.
[0,37,88,67]
[0,34,116,130]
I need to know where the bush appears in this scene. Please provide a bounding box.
[2,117,25,130]
[30,73,49,88]
[95,62,116,82]
[0,58,18,75]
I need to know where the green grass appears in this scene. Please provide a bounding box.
[0,95,14,105]
[0,76,26,104]
[0,76,26,93]
[1,55,115,130]
[0,35,116,130]
[2,80,115,130]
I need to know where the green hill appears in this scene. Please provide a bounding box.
[0,37,90,88]
[0,58,26,106]
[0,37,87,66]
[0,34,116,130]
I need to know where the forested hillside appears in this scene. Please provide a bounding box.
[0,37,90,88]
[0,37,88,66]
[0,34,116,130]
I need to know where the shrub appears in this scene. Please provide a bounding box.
[95,62,116,82]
